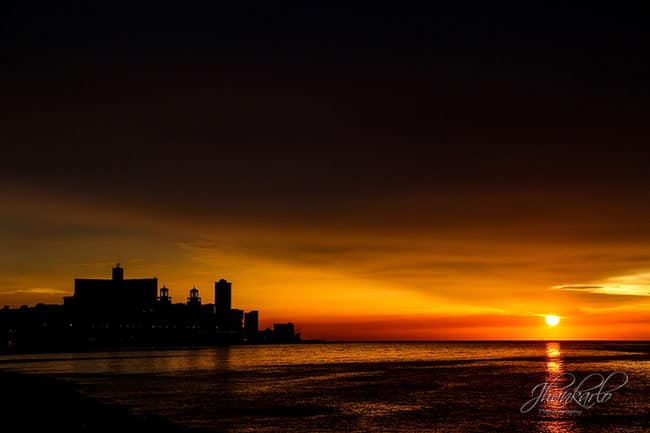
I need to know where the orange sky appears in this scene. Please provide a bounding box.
[1,182,649,340]
[1,1,649,341]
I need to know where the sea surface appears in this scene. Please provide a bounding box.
[1,341,649,432]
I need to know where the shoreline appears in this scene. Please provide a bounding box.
[0,339,327,356]
[0,369,192,432]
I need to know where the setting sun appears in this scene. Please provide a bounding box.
[545,315,560,327]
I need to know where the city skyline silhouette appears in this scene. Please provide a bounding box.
[1,263,299,352]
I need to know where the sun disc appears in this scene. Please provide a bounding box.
[545,315,560,327]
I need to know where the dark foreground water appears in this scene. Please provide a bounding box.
[1,342,649,432]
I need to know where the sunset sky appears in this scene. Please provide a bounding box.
[1,3,649,339]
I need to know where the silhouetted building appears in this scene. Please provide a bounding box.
[215,279,232,330]
[159,286,171,305]
[66,264,157,317]
[273,322,297,343]
[112,263,124,281]
[201,304,215,315]
[215,279,231,315]
[259,327,273,343]
[229,308,244,331]
[244,310,259,335]
[0,264,302,352]
[187,287,201,309]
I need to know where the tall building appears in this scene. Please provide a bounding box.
[214,279,232,314]
[215,279,232,330]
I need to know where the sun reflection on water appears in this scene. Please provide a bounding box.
[537,342,576,433]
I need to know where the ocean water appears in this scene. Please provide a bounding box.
[1,341,649,432]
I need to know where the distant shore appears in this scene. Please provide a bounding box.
[0,339,328,356]
[2,339,649,356]
[0,369,192,432]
